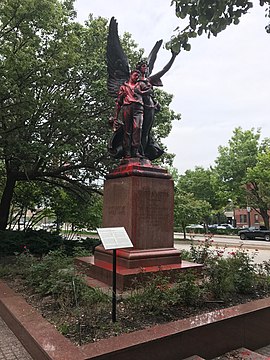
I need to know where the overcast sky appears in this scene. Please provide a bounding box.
[74,0,270,174]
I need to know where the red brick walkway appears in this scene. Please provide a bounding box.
[0,316,33,360]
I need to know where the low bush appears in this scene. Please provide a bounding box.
[0,230,62,256]
[2,240,270,345]
[0,230,100,257]
[126,275,176,317]
[13,249,108,310]
[62,237,100,256]
[173,271,202,306]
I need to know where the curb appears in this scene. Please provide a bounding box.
[0,281,85,360]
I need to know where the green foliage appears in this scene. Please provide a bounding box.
[174,271,202,306]
[0,229,99,257]
[189,240,258,299]
[215,127,260,196]
[168,0,270,51]
[16,249,108,309]
[208,227,239,236]
[51,189,103,232]
[2,244,270,341]
[8,182,54,230]
[177,167,218,208]
[62,237,100,256]
[229,250,257,293]
[26,250,83,308]
[205,257,236,299]
[0,229,62,256]
[247,147,270,208]
[174,189,212,236]
[188,239,217,263]
[256,259,270,292]
[214,127,270,227]
[0,1,179,230]
[126,275,176,316]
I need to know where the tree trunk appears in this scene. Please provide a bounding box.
[182,222,186,240]
[0,173,17,231]
[260,208,270,229]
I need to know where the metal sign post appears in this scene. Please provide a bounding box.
[96,227,133,323]
[112,249,117,322]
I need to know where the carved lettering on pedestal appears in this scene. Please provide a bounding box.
[137,189,169,227]
[108,205,126,216]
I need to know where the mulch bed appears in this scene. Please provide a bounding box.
[2,275,269,346]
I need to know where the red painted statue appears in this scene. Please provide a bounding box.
[107,17,178,161]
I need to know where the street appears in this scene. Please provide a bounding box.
[174,233,270,264]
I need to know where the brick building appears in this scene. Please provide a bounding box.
[234,208,270,228]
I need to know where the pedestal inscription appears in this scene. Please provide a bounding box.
[102,175,174,250]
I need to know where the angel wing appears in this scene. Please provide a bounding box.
[147,39,163,76]
[106,17,130,98]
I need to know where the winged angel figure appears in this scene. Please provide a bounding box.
[107,17,178,161]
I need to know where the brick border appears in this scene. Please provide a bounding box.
[1,280,270,360]
[0,281,85,360]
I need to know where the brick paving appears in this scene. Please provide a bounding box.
[0,316,33,360]
[256,344,270,357]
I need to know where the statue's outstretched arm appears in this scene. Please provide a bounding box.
[149,51,178,86]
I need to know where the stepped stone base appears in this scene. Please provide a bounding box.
[80,161,202,290]
[75,256,203,291]
[93,245,181,268]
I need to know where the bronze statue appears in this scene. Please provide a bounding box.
[107,17,178,161]
[113,69,153,158]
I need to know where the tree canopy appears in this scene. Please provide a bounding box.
[214,127,270,227]
[168,0,270,52]
[0,0,180,230]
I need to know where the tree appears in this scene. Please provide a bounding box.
[174,189,211,239]
[50,188,103,236]
[0,0,110,230]
[176,166,228,226]
[214,127,270,228]
[7,181,54,230]
[0,0,179,230]
[246,143,270,215]
[177,167,218,207]
[168,0,270,52]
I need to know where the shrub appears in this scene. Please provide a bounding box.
[126,274,176,317]
[62,237,100,256]
[204,257,236,300]
[0,230,100,257]
[21,249,108,309]
[256,260,270,292]
[189,239,216,264]
[174,271,203,306]
[0,230,63,256]
[187,241,259,299]
[227,250,257,294]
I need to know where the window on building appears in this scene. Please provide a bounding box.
[254,214,259,223]
[240,214,247,223]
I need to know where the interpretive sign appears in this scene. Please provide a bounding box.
[96,227,133,322]
[96,227,133,250]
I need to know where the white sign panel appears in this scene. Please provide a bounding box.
[96,227,133,250]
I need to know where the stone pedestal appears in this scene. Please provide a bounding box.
[77,159,186,290]
[94,159,181,268]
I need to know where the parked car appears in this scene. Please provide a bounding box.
[238,226,270,241]
[217,223,235,230]
[208,224,234,230]
[208,224,218,229]
[186,224,204,229]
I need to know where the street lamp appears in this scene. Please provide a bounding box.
[247,206,251,227]
[227,199,236,227]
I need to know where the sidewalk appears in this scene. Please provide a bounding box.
[0,316,33,360]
